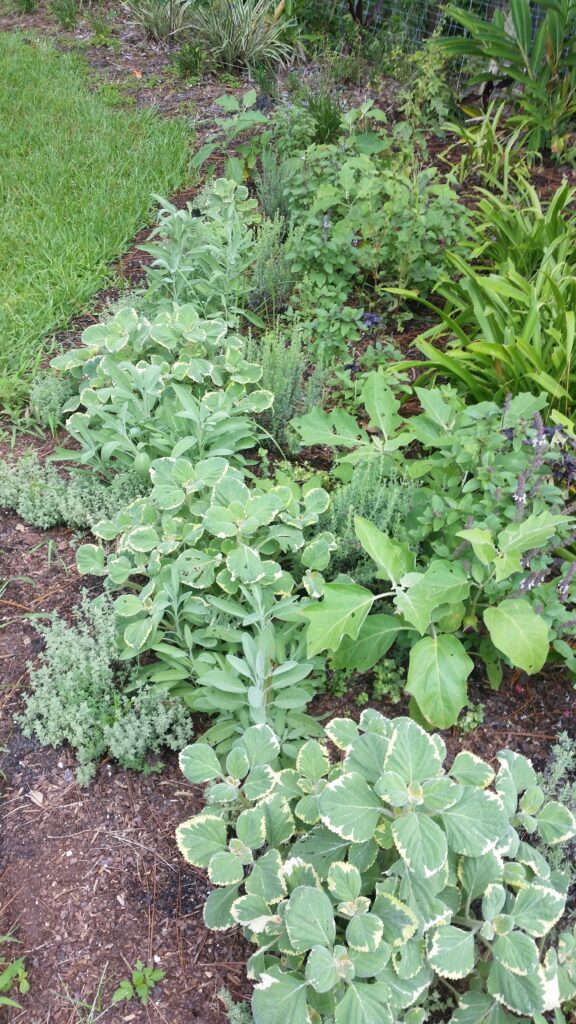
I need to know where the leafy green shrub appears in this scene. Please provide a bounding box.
[324,462,417,585]
[173,41,205,78]
[403,250,576,413]
[539,732,576,877]
[29,370,77,432]
[245,328,325,451]
[0,453,144,530]
[441,0,576,155]
[75,457,334,751]
[177,714,576,1023]
[141,179,261,324]
[295,377,576,726]
[122,0,194,42]
[253,148,292,220]
[398,35,452,131]
[248,215,296,317]
[280,139,469,358]
[51,303,273,478]
[188,0,295,71]
[19,595,193,785]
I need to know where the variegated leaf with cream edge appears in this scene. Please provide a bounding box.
[175,712,576,1024]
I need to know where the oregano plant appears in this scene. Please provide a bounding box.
[176,715,576,1024]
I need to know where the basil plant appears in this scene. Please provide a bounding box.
[177,714,576,1024]
[51,303,273,478]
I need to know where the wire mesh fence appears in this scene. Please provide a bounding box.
[317,1,545,48]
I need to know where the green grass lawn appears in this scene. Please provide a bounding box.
[0,33,192,415]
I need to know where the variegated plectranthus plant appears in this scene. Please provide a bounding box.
[177,714,576,1024]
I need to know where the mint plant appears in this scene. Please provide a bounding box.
[176,714,576,1023]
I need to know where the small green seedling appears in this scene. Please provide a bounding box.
[111,961,165,1007]
[0,934,29,1008]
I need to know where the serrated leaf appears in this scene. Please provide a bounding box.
[451,991,527,1024]
[245,849,286,904]
[383,717,444,783]
[325,717,359,750]
[328,862,362,902]
[451,751,494,788]
[512,882,565,937]
[253,967,308,1024]
[487,959,545,1016]
[76,543,106,576]
[296,740,329,783]
[536,800,576,845]
[285,886,335,952]
[392,812,448,879]
[236,806,266,850]
[179,743,223,784]
[493,930,539,975]
[335,981,394,1024]
[208,850,245,886]
[346,912,384,953]
[319,772,382,843]
[238,724,280,767]
[428,925,475,979]
[176,814,226,868]
[441,789,508,856]
[232,893,278,932]
[305,945,341,993]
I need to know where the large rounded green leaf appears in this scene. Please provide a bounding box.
[428,925,475,979]
[392,812,448,879]
[319,772,383,843]
[407,635,473,728]
[285,886,336,952]
[441,789,508,856]
[483,600,549,674]
[253,967,309,1024]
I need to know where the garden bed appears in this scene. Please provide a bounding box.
[2,2,576,1022]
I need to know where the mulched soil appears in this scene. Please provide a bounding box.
[0,513,252,1024]
[1,5,576,1020]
